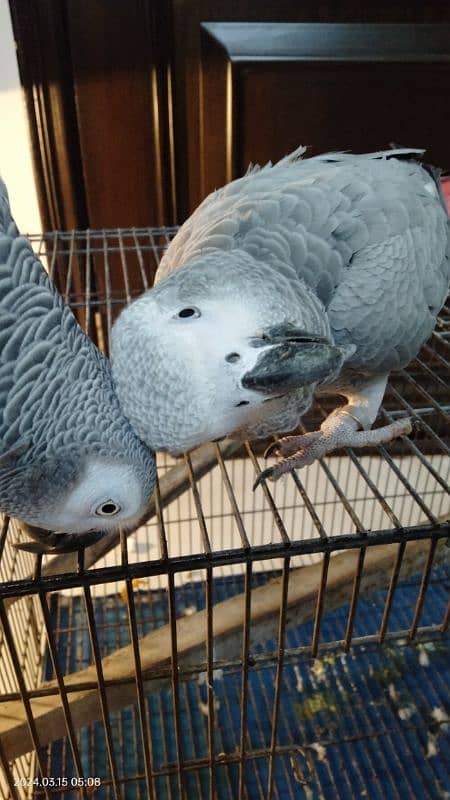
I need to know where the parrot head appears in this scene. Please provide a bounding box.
[112,251,354,454]
[1,439,155,553]
[0,176,157,554]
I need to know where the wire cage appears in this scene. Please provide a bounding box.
[0,228,449,800]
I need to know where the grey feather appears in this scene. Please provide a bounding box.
[112,148,449,454]
[0,177,155,539]
[157,149,449,371]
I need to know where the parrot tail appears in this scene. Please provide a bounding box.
[419,162,449,216]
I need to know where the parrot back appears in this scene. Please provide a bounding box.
[156,150,449,373]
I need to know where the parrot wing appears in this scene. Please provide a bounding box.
[157,150,449,374]
[0,179,113,462]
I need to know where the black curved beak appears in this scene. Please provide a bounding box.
[14,522,107,554]
[242,324,345,394]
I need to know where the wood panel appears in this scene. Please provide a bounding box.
[11,0,174,232]
[11,2,450,229]
[9,0,87,232]
[172,1,450,217]
[11,0,175,307]
[238,61,450,168]
[65,0,173,230]
[199,23,450,200]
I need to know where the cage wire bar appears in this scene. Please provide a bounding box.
[0,227,448,800]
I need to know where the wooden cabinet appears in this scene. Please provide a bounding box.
[10,2,450,238]
[10,0,174,233]
[198,23,450,200]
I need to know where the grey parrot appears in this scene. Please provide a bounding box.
[0,178,155,552]
[111,148,449,485]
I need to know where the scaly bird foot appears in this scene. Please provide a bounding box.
[254,412,412,490]
[264,431,322,459]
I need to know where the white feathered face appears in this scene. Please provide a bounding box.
[113,290,282,452]
[111,252,336,454]
[41,458,150,534]
[18,457,152,536]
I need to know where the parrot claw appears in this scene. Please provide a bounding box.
[252,466,276,490]
[263,440,280,459]
[253,456,304,490]
[264,431,322,460]
[257,431,327,488]
[254,414,414,490]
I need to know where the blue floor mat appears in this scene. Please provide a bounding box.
[41,566,449,800]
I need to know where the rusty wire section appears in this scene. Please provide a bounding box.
[0,517,44,800]
[0,228,448,798]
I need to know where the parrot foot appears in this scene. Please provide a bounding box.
[254,410,412,489]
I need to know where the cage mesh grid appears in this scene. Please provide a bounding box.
[0,228,448,799]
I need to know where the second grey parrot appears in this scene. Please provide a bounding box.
[111,148,449,483]
[0,178,156,552]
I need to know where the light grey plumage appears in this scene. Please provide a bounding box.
[0,178,156,550]
[111,148,449,479]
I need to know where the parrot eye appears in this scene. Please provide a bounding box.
[175,307,201,319]
[95,500,121,517]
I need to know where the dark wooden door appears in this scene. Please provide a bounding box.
[10,0,174,235]
[171,2,450,217]
[10,2,450,245]
[198,23,450,200]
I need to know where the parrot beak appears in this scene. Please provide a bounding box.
[242,324,348,394]
[14,521,106,554]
